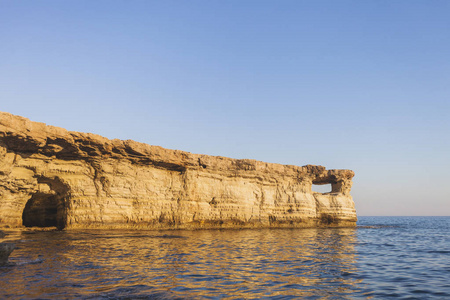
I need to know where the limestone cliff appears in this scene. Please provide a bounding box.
[0,112,356,229]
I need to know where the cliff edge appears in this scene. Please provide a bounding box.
[0,111,356,229]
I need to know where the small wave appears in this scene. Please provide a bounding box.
[357,225,399,229]
[86,285,179,300]
[427,250,450,254]
[153,234,186,239]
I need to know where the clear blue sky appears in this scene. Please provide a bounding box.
[1,0,449,216]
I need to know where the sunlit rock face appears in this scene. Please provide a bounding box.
[0,112,357,230]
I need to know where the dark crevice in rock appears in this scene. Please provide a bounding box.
[22,177,69,230]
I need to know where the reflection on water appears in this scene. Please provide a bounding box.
[1,228,360,299]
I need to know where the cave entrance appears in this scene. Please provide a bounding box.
[312,183,332,194]
[22,177,68,230]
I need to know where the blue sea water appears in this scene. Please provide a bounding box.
[0,216,449,299]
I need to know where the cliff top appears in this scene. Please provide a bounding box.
[0,111,354,182]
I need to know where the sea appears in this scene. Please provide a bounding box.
[1,216,449,299]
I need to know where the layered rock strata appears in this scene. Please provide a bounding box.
[0,112,356,230]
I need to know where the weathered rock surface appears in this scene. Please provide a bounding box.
[0,111,356,229]
[0,243,15,266]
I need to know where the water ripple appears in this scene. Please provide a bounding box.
[0,217,449,298]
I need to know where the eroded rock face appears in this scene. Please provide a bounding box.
[0,111,356,229]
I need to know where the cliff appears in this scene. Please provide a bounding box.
[0,111,356,230]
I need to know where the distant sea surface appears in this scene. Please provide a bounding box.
[1,217,449,299]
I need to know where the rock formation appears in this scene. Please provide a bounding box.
[0,243,14,266]
[0,111,356,230]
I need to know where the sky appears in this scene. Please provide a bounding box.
[1,0,449,216]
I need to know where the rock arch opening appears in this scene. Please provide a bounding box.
[312,183,332,194]
[22,177,69,230]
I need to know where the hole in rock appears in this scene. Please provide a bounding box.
[22,178,68,229]
[312,183,332,194]
[22,193,66,229]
